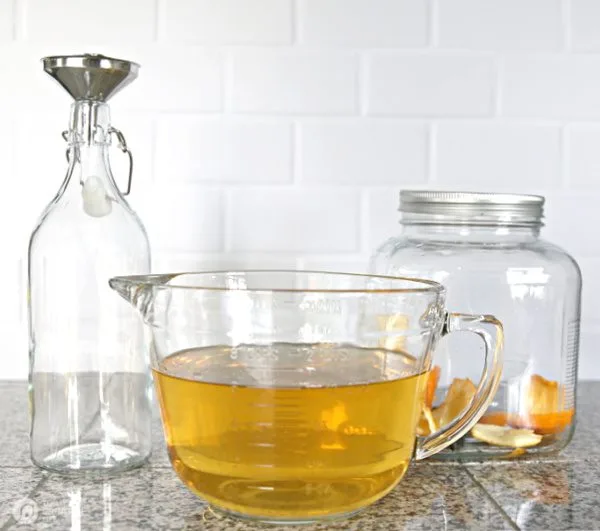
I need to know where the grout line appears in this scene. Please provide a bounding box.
[13,0,24,40]
[113,38,600,58]
[148,116,158,185]
[562,0,572,53]
[222,50,234,114]
[154,0,165,43]
[560,124,570,189]
[461,465,521,531]
[423,122,432,185]
[429,0,439,48]
[144,110,583,126]
[291,0,299,45]
[11,0,18,40]
[290,121,299,185]
[493,56,504,117]
[427,122,438,185]
[292,120,302,186]
[222,188,233,252]
[358,189,369,254]
[357,53,368,116]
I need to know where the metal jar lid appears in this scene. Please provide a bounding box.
[399,190,545,227]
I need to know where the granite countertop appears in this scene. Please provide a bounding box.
[1,382,599,531]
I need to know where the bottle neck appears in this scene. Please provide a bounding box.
[60,101,121,216]
[68,100,112,145]
[400,222,541,244]
[66,100,116,191]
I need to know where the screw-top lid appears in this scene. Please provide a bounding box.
[399,190,545,226]
[42,53,139,102]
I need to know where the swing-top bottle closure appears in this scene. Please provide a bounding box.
[42,54,138,216]
[30,55,153,474]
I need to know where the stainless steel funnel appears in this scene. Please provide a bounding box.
[42,54,139,102]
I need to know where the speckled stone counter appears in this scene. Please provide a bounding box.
[1,381,599,530]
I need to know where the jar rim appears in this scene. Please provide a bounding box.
[399,190,544,227]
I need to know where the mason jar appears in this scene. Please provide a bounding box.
[370,191,582,460]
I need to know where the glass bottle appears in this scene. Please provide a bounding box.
[28,55,152,473]
[371,191,581,460]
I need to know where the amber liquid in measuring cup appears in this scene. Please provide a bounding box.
[153,343,428,520]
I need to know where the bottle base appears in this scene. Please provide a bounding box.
[33,443,149,475]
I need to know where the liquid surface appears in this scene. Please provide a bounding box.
[153,343,428,521]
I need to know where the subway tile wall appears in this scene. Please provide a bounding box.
[0,0,596,378]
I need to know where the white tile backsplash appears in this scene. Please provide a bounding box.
[366,54,495,116]
[231,49,357,114]
[299,120,428,185]
[0,0,13,41]
[543,193,599,259]
[229,188,360,252]
[567,125,600,188]
[163,0,293,45]
[142,185,224,253]
[437,0,563,51]
[113,46,223,112]
[501,56,600,119]
[155,117,293,184]
[436,122,562,188]
[569,0,600,51]
[23,0,156,44]
[298,0,429,47]
[365,187,402,252]
[0,1,595,378]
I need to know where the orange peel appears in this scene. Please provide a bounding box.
[416,366,441,436]
[520,374,573,434]
[471,424,542,448]
[480,374,574,435]
[435,377,477,429]
[424,365,441,409]
[417,406,439,436]
[417,377,476,437]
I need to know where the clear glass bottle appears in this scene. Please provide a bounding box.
[28,55,152,473]
[371,191,582,460]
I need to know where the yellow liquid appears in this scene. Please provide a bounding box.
[153,343,427,521]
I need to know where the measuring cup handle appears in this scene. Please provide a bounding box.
[415,312,503,460]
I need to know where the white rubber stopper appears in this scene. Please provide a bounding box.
[82,176,112,217]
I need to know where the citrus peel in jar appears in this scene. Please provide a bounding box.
[471,424,542,448]
[417,376,476,437]
[519,374,574,434]
[479,374,574,435]
[434,377,477,429]
[416,365,441,436]
[424,365,441,409]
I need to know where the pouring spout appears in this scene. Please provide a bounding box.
[109,275,141,305]
[109,274,177,324]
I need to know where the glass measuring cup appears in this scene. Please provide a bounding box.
[109,271,503,524]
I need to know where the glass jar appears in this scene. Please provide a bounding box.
[28,97,152,473]
[370,191,582,460]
